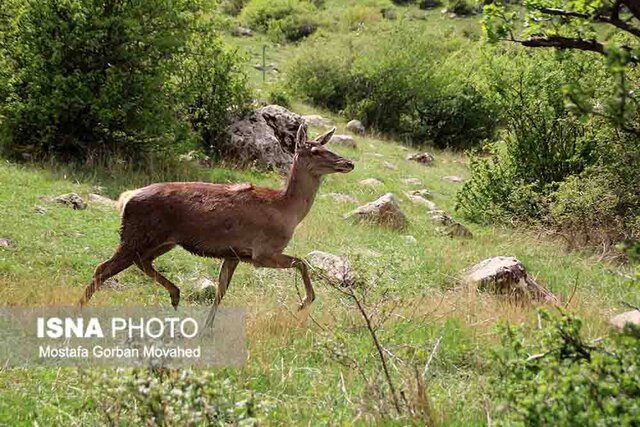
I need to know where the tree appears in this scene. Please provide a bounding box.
[483,0,640,134]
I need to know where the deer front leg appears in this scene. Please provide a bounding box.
[252,253,315,310]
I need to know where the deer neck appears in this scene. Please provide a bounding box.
[281,158,321,224]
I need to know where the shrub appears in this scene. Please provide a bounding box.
[0,0,250,160]
[456,50,599,223]
[289,29,497,148]
[220,0,250,16]
[492,311,640,425]
[241,0,317,42]
[446,0,476,15]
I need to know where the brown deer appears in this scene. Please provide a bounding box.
[78,126,353,321]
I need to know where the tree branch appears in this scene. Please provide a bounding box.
[537,6,640,38]
[517,35,639,63]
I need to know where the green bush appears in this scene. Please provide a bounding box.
[492,311,640,426]
[220,0,250,16]
[446,0,476,15]
[241,0,317,42]
[456,50,599,223]
[288,29,497,148]
[0,0,250,160]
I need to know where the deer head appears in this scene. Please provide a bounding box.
[294,126,355,176]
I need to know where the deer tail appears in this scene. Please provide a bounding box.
[115,190,140,216]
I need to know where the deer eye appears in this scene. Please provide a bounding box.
[310,147,321,155]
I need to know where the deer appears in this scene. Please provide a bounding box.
[77,125,354,325]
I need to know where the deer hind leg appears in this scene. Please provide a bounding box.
[134,244,180,309]
[78,245,136,307]
[252,254,315,310]
[205,257,241,329]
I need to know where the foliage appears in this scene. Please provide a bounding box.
[483,0,640,134]
[289,28,497,148]
[456,49,598,223]
[0,0,250,160]
[446,0,476,15]
[492,311,640,426]
[241,0,318,42]
[220,0,250,16]
[87,369,264,425]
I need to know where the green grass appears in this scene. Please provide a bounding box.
[0,2,637,425]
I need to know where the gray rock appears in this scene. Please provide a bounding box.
[442,175,464,183]
[347,119,365,134]
[188,277,217,304]
[462,256,556,302]
[88,193,116,208]
[430,211,472,237]
[307,251,356,286]
[407,152,435,165]
[402,177,422,186]
[0,238,12,248]
[407,189,433,199]
[222,105,306,172]
[253,63,278,72]
[345,193,407,229]
[303,115,333,128]
[329,134,357,148]
[235,26,253,36]
[33,205,48,215]
[359,178,384,187]
[383,161,397,170]
[609,310,640,330]
[320,193,358,203]
[403,235,417,244]
[405,192,437,210]
[53,193,87,210]
[430,210,454,226]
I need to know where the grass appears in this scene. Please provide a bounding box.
[0,1,638,425]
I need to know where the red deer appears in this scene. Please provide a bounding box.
[78,126,354,323]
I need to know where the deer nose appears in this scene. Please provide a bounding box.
[339,160,354,171]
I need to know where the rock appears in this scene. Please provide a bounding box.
[88,193,116,208]
[430,211,472,237]
[53,193,87,210]
[345,193,407,229]
[222,105,306,172]
[381,8,397,20]
[347,119,365,134]
[307,251,356,286]
[329,134,357,148]
[430,210,454,226]
[359,178,384,187]
[33,205,48,215]
[188,277,217,304]
[320,193,358,203]
[403,235,417,244]
[402,177,422,186]
[253,63,279,72]
[303,115,333,128]
[609,310,640,330]
[442,175,464,183]
[407,189,433,199]
[0,238,12,248]
[383,161,397,170]
[407,152,435,165]
[405,192,437,210]
[462,256,557,302]
[372,153,385,158]
[235,26,253,37]
[446,222,473,238]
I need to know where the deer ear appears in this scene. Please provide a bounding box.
[295,124,307,151]
[313,127,336,146]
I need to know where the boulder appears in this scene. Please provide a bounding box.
[359,178,384,187]
[329,134,357,148]
[33,205,48,215]
[609,310,640,330]
[188,277,217,304]
[88,193,116,208]
[0,238,12,248]
[442,175,464,183]
[53,193,87,210]
[345,193,407,229]
[307,251,356,286]
[430,211,472,237]
[407,152,435,165]
[320,193,358,204]
[403,235,417,244]
[303,115,333,128]
[222,105,306,172]
[347,119,365,134]
[463,256,556,302]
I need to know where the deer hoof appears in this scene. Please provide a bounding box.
[171,293,180,310]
